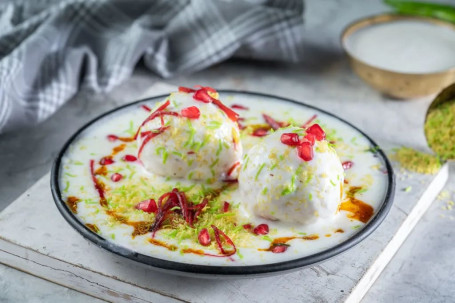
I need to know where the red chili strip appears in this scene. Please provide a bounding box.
[263,114,288,130]
[179,86,195,93]
[193,88,239,121]
[226,162,240,176]
[134,100,171,139]
[231,104,249,110]
[252,128,269,137]
[302,114,317,129]
[211,225,236,256]
[89,160,107,207]
[137,126,169,157]
[141,105,152,112]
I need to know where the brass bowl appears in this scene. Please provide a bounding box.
[341,14,455,99]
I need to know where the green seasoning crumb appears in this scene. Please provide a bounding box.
[282,166,302,196]
[216,139,223,156]
[162,150,169,164]
[308,193,313,201]
[65,173,76,178]
[425,100,455,160]
[110,233,116,240]
[255,163,266,181]
[243,156,249,171]
[403,186,412,193]
[392,147,441,175]
[63,181,70,193]
[262,235,273,242]
[73,161,83,166]
[352,225,361,229]
[262,187,268,195]
[207,121,222,129]
[125,120,135,136]
[172,151,183,158]
[366,146,380,154]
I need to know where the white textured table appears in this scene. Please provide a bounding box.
[1,0,455,302]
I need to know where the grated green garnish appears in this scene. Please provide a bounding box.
[172,151,183,158]
[255,163,266,181]
[187,171,194,180]
[425,100,455,160]
[215,212,235,219]
[63,181,70,193]
[73,161,83,166]
[65,173,76,178]
[403,186,412,193]
[207,121,222,129]
[262,187,268,195]
[216,139,223,156]
[392,147,441,175]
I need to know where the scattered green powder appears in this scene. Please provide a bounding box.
[392,147,441,175]
[425,100,455,160]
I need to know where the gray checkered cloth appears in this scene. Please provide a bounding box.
[0,0,304,134]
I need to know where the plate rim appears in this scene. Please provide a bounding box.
[50,90,395,276]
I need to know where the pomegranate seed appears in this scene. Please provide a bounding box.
[243,224,252,231]
[280,133,300,146]
[107,134,118,142]
[180,106,200,119]
[231,104,249,110]
[198,228,211,246]
[298,142,314,161]
[135,199,158,213]
[252,128,269,137]
[193,89,212,103]
[303,133,315,145]
[123,155,137,162]
[306,124,325,141]
[178,86,195,93]
[342,161,354,170]
[253,224,269,235]
[141,105,152,112]
[99,157,114,165]
[271,245,288,253]
[111,173,123,182]
[223,201,230,213]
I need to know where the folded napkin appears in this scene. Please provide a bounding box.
[0,0,304,134]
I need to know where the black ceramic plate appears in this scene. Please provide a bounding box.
[51,90,395,278]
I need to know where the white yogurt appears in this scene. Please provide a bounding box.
[59,92,391,266]
[345,20,455,73]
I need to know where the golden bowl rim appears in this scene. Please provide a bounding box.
[341,13,455,77]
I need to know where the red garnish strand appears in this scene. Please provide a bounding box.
[180,106,200,119]
[280,133,300,146]
[226,162,240,176]
[137,126,169,157]
[178,86,196,93]
[302,114,317,129]
[99,157,114,165]
[111,173,123,182]
[223,201,230,213]
[271,244,289,253]
[134,100,171,139]
[253,224,269,235]
[231,104,249,110]
[175,189,192,226]
[211,98,239,122]
[306,124,325,141]
[107,134,118,142]
[263,114,288,130]
[187,151,195,155]
[302,133,315,145]
[193,88,239,121]
[342,161,354,170]
[211,225,236,256]
[252,128,269,137]
[193,198,208,220]
[298,142,314,161]
[193,89,212,103]
[135,199,158,213]
[141,105,152,112]
[122,154,137,162]
[198,228,211,246]
[89,160,107,207]
[194,85,216,92]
